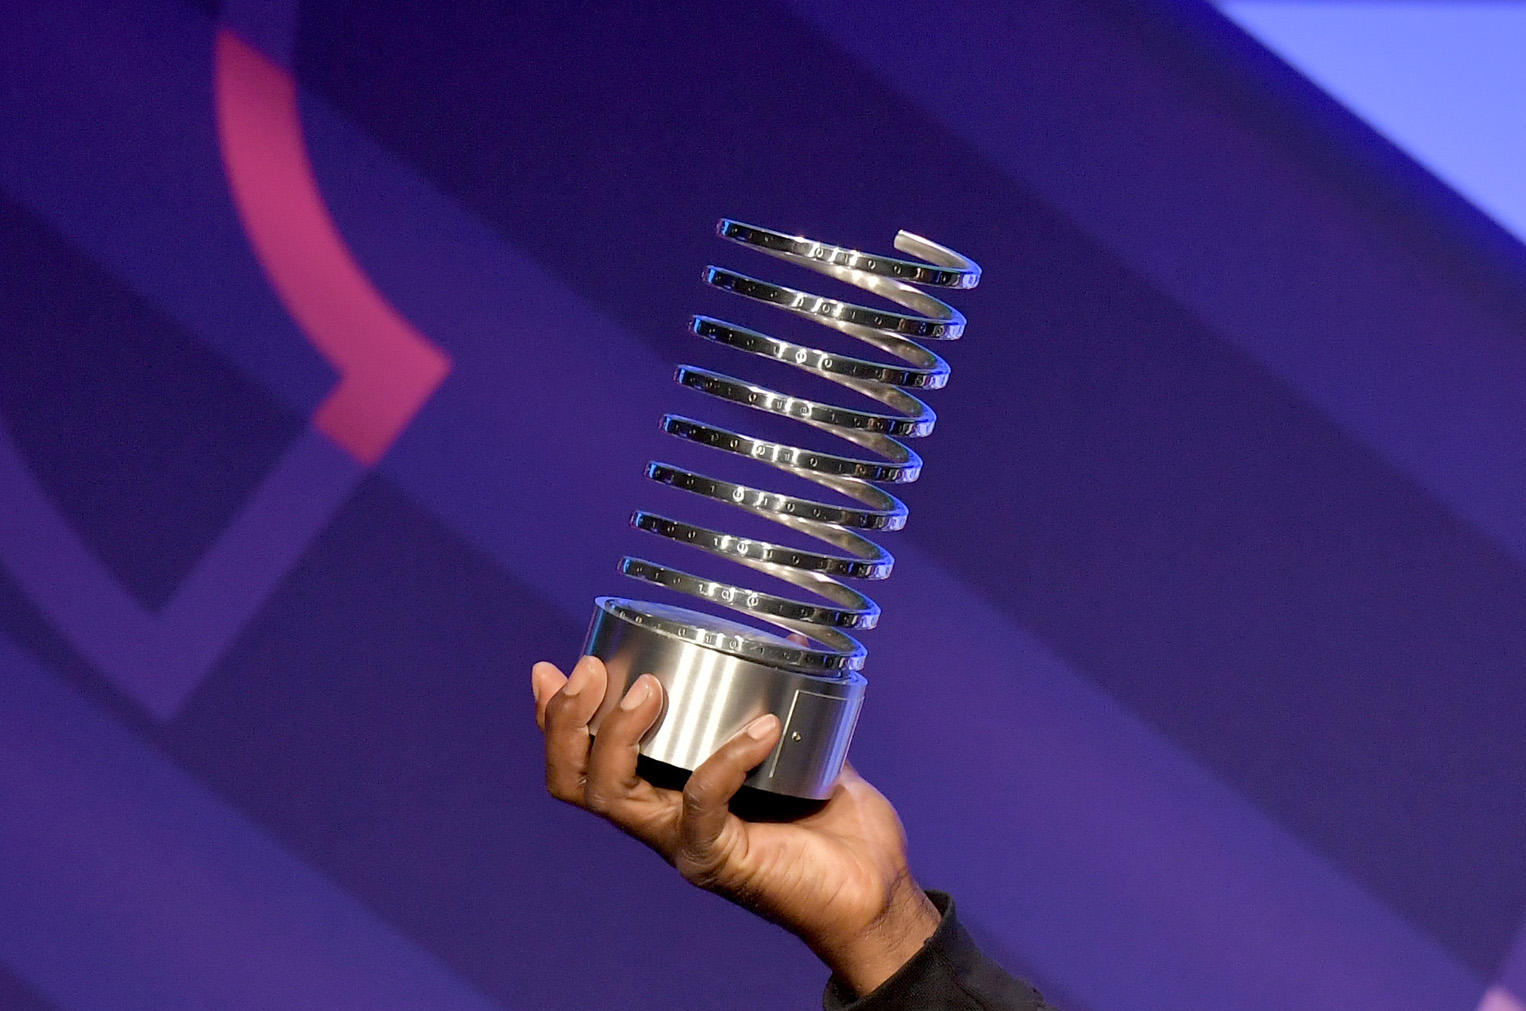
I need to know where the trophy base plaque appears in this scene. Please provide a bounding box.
[584,597,865,799]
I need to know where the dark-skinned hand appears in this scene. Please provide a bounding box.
[531,654,940,997]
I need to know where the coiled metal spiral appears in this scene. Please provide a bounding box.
[616,219,980,675]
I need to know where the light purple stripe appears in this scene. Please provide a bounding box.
[783,0,1526,572]
[861,557,1482,1011]
[0,633,502,1010]
[0,423,362,718]
[275,87,712,625]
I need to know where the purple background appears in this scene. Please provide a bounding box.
[3,1,1525,1008]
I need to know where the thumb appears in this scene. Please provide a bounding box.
[674,713,781,882]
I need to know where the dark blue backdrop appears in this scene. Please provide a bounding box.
[3,2,1525,1009]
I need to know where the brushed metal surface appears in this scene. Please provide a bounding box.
[586,598,864,799]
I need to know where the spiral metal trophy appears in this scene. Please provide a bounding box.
[585,220,980,798]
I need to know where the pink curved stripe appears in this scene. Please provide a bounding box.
[213,29,450,465]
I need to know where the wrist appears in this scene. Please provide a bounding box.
[815,876,942,998]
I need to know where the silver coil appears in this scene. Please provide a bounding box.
[617,219,980,674]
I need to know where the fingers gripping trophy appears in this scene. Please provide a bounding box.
[584,219,980,800]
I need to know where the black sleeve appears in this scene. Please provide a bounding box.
[821,893,1058,1011]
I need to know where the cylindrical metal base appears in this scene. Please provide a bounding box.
[583,597,865,799]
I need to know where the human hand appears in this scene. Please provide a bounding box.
[532,655,940,997]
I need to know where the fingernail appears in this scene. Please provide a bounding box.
[744,714,780,740]
[619,675,652,711]
[562,657,594,698]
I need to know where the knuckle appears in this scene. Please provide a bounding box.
[681,779,715,816]
[583,787,612,815]
[545,774,580,805]
[542,693,571,725]
[674,849,723,890]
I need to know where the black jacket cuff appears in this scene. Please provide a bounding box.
[821,892,1053,1011]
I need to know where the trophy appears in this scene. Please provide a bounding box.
[585,220,979,798]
